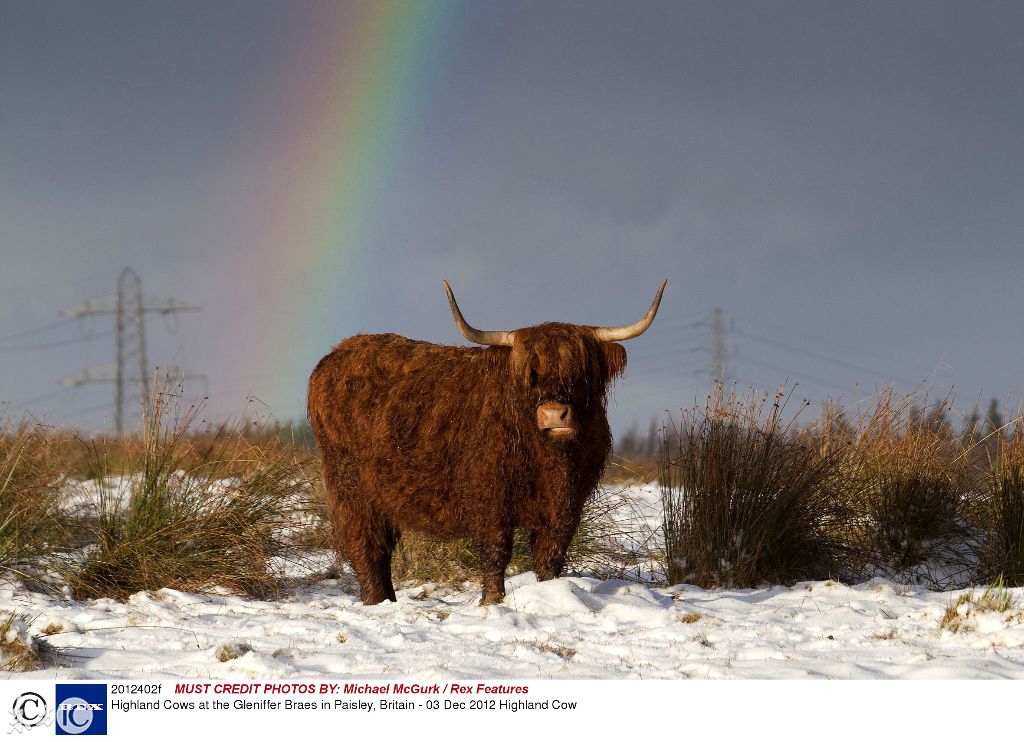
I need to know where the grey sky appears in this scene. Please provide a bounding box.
[2,0,1023,435]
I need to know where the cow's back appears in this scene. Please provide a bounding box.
[308,333,514,533]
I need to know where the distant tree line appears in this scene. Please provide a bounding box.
[616,419,663,458]
[616,397,1015,461]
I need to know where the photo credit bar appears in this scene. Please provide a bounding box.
[0,679,1014,739]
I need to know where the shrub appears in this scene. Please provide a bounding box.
[64,392,314,600]
[979,429,1024,585]
[660,383,847,588]
[831,391,980,587]
[0,422,68,581]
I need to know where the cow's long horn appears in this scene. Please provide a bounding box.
[443,281,515,346]
[590,279,668,342]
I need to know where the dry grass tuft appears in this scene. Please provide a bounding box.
[531,642,577,659]
[979,429,1024,585]
[939,577,1016,633]
[603,453,660,485]
[391,531,533,588]
[63,389,316,600]
[825,391,980,587]
[657,384,1010,590]
[215,642,252,662]
[0,421,71,581]
[0,612,48,672]
[660,383,847,588]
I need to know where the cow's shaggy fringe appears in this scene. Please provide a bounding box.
[64,390,316,600]
[660,384,848,588]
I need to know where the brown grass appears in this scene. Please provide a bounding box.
[979,428,1024,585]
[657,384,1014,590]
[7,379,1024,601]
[391,531,533,588]
[660,383,848,588]
[63,391,318,600]
[0,613,48,672]
[820,390,981,587]
[0,421,71,581]
[939,577,1016,633]
[603,453,660,485]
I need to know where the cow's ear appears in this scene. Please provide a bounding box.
[600,342,627,379]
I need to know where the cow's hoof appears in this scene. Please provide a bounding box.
[361,594,395,606]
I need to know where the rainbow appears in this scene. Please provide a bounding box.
[227,0,465,420]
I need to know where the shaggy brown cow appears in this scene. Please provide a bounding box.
[307,280,666,605]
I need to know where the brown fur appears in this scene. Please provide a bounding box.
[307,323,627,605]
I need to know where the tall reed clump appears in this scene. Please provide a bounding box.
[66,392,315,600]
[0,421,68,582]
[979,427,1024,585]
[829,391,979,587]
[660,384,847,588]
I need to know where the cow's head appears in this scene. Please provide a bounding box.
[444,280,666,442]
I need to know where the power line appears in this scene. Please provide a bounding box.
[0,318,76,344]
[731,310,924,374]
[733,328,925,388]
[0,328,115,352]
[0,268,120,296]
[710,307,729,381]
[733,352,849,391]
[68,401,117,419]
[5,389,70,409]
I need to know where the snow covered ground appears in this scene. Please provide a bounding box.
[3,482,1024,680]
[4,568,1024,680]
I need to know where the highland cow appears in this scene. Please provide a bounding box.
[307,280,666,605]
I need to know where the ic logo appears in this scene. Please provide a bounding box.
[54,685,106,736]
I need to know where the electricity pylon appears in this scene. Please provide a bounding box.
[60,267,201,434]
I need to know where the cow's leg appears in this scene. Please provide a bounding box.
[531,518,582,582]
[335,500,400,605]
[378,520,401,602]
[322,446,399,605]
[476,527,513,606]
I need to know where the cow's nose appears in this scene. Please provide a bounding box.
[536,402,576,438]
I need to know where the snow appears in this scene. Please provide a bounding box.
[4,567,1024,679]
[4,484,1024,679]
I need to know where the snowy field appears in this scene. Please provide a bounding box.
[3,483,1024,680]
[4,568,1024,679]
